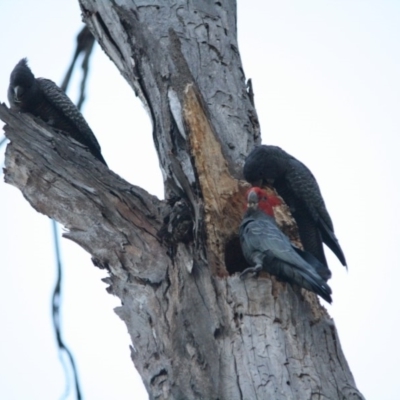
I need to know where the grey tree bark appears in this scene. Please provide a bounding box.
[1,1,364,399]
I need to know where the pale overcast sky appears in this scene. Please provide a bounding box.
[1,1,399,399]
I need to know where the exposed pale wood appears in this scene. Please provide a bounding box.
[1,1,364,399]
[183,84,246,276]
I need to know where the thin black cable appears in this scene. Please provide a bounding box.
[61,25,95,109]
[77,30,95,110]
[51,220,82,400]
[49,25,96,400]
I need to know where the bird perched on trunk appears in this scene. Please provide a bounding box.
[240,188,332,303]
[243,145,346,270]
[249,187,331,281]
[8,58,107,165]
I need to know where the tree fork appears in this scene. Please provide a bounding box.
[1,0,364,399]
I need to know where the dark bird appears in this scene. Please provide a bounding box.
[8,58,107,165]
[251,187,331,281]
[243,145,346,269]
[240,188,332,303]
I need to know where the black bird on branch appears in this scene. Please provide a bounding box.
[8,58,107,165]
[240,188,332,303]
[243,145,346,271]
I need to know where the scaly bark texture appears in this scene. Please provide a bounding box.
[1,1,364,399]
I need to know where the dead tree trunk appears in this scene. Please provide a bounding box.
[1,1,364,399]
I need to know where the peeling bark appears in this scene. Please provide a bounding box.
[1,1,364,399]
